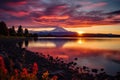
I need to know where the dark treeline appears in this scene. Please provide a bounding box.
[0,21,37,37]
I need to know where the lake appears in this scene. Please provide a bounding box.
[23,37,120,75]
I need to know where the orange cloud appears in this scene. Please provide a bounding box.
[40,15,69,20]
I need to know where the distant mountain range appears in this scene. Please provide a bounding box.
[37,27,120,37]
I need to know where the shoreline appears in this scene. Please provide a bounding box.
[0,38,120,80]
[0,38,77,79]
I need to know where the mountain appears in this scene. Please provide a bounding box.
[38,27,78,37]
[37,27,120,37]
[51,27,68,32]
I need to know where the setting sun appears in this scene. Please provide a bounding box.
[77,31,85,34]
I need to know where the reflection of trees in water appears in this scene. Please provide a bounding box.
[25,40,29,47]
[17,39,29,48]
[17,41,23,48]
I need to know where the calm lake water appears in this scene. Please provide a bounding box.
[23,37,120,75]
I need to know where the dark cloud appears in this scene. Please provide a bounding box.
[0,0,27,6]
[44,4,68,15]
[0,0,28,12]
[30,11,43,18]
[107,10,120,15]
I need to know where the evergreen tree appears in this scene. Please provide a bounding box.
[17,25,23,36]
[0,21,9,36]
[9,26,16,36]
[24,28,29,37]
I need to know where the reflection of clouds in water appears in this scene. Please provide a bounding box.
[76,57,104,68]
[27,38,120,50]
[28,47,120,62]
[105,52,120,64]
[27,47,120,75]
[26,38,120,75]
[59,52,65,55]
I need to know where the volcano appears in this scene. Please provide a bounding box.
[51,27,68,32]
[38,27,78,37]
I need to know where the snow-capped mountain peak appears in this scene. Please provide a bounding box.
[51,27,69,32]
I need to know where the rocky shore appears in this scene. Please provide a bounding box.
[0,38,120,80]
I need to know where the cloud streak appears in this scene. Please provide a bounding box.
[0,0,120,27]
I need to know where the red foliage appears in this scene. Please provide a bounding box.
[0,56,8,74]
[51,75,58,80]
[14,69,19,76]
[32,62,38,75]
[0,56,5,69]
[21,68,28,76]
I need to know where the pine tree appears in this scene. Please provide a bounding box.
[9,26,16,36]
[24,28,29,37]
[17,25,23,36]
[0,21,9,36]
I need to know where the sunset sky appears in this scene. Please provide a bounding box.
[0,0,120,34]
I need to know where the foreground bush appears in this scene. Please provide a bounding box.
[0,55,58,80]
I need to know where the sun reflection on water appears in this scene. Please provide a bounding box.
[77,38,84,44]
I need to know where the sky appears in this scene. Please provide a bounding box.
[0,0,120,34]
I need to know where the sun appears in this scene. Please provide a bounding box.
[77,31,85,35]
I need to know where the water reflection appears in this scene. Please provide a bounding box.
[77,39,84,44]
[17,41,23,48]
[25,40,29,47]
[25,38,120,50]
[22,37,120,75]
[17,39,29,48]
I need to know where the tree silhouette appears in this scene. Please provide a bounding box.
[24,28,29,37]
[25,40,29,47]
[17,25,23,36]
[0,21,9,36]
[9,26,16,36]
